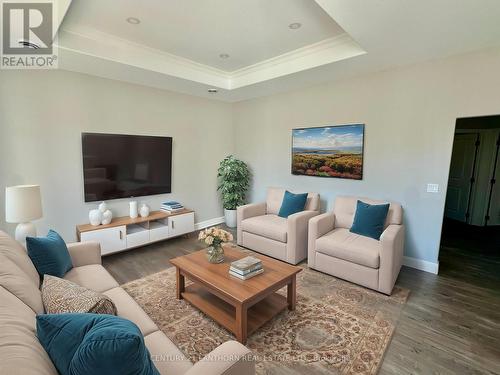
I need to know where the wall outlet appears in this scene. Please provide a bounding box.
[426,183,439,193]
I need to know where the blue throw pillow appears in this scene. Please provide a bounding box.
[278,190,308,218]
[36,313,160,375]
[350,200,390,240]
[26,230,72,278]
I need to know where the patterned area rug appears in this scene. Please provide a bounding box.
[122,250,409,375]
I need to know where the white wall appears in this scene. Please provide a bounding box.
[232,47,500,266]
[0,70,233,241]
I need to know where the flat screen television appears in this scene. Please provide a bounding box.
[82,133,172,202]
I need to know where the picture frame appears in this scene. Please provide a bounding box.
[291,124,365,180]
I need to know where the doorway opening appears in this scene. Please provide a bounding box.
[440,115,500,288]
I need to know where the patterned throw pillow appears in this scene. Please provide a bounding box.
[41,275,117,315]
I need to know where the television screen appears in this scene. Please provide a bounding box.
[82,133,172,202]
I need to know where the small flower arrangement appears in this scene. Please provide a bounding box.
[198,227,233,246]
[198,227,233,263]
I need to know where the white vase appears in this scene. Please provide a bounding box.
[89,209,102,226]
[139,203,150,218]
[224,209,237,228]
[98,201,107,213]
[129,201,138,219]
[101,209,113,225]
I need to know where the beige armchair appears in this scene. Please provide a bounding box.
[237,187,320,264]
[308,196,404,295]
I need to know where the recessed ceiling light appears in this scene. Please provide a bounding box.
[126,17,141,25]
[288,22,302,30]
[219,53,230,59]
[208,88,218,93]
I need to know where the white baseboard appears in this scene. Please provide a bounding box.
[403,256,439,274]
[194,216,225,231]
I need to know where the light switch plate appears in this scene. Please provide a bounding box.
[427,183,439,193]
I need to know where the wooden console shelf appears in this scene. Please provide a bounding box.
[76,209,195,256]
[76,209,193,235]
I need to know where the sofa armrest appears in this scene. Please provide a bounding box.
[237,202,266,245]
[67,241,102,267]
[286,210,319,264]
[307,212,335,268]
[378,225,405,294]
[184,341,254,375]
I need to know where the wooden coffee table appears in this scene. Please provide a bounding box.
[170,246,301,344]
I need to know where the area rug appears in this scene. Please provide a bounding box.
[122,251,409,375]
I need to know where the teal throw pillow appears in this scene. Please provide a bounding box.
[350,200,390,240]
[278,190,308,218]
[26,230,73,278]
[36,313,160,375]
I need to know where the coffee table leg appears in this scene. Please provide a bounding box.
[287,275,296,311]
[176,268,185,300]
[235,304,248,344]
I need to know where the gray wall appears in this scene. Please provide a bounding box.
[232,47,500,266]
[1,47,499,267]
[0,70,233,241]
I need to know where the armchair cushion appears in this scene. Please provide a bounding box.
[240,215,287,243]
[315,228,381,269]
[278,191,308,218]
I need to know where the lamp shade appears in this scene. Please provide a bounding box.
[5,185,43,223]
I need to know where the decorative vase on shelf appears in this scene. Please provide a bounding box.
[101,209,113,225]
[139,203,150,218]
[206,244,224,264]
[89,209,102,226]
[129,201,138,219]
[98,201,107,213]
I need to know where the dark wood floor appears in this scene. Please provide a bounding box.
[103,224,500,374]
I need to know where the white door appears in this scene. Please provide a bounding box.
[445,133,478,222]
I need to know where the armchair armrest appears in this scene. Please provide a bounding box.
[286,210,319,264]
[307,212,335,268]
[237,202,266,221]
[237,202,266,245]
[184,341,254,375]
[378,225,405,294]
[67,241,102,267]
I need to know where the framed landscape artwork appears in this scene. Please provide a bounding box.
[291,124,364,180]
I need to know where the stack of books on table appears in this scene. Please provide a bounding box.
[229,256,263,280]
[161,201,184,213]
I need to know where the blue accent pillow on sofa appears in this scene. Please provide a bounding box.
[350,200,390,240]
[36,313,160,375]
[278,190,308,218]
[26,230,73,278]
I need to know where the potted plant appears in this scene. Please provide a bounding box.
[217,155,250,228]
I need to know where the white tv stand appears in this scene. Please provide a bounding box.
[76,209,195,256]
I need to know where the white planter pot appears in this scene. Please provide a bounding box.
[224,209,237,228]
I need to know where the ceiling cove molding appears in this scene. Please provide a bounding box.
[57,28,231,88]
[229,33,365,89]
[57,27,365,91]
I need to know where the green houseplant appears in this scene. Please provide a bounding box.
[217,156,250,228]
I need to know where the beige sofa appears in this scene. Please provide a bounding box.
[308,196,404,295]
[0,231,254,375]
[237,187,320,264]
